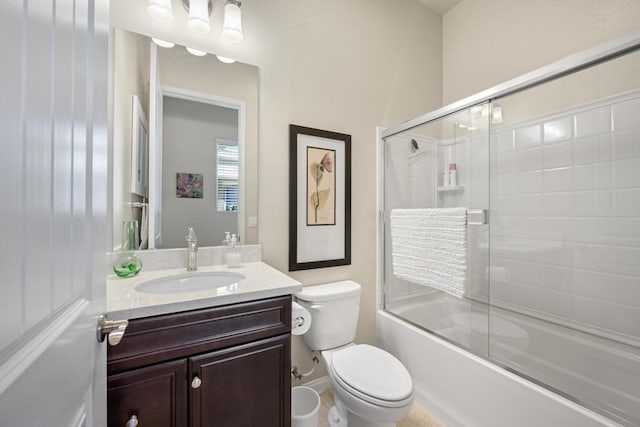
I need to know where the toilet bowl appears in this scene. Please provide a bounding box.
[295,281,414,427]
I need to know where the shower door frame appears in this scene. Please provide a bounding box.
[377,30,640,425]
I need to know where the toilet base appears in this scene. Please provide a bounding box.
[329,400,400,427]
[328,406,346,427]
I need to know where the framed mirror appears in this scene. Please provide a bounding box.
[111,28,259,250]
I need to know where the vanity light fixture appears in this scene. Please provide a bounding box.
[216,55,236,64]
[222,0,243,43]
[147,0,174,23]
[186,46,208,56]
[152,38,176,48]
[187,0,212,33]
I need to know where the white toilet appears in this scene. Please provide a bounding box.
[295,281,414,427]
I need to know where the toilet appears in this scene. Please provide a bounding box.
[295,281,414,427]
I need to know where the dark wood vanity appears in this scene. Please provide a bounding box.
[107,295,292,427]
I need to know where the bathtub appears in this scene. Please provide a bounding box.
[376,308,624,427]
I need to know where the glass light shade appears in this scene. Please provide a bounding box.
[152,38,175,48]
[147,0,174,23]
[186,46,207,56]
[187,0,211,33]
[216,55,236,64]
[222,2,243,43]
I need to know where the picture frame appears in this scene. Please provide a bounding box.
[130,94,149,197]
[289,124,351,271]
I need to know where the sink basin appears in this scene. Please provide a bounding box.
[135,272,246,294]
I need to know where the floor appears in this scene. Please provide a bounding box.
[317,389,446,427]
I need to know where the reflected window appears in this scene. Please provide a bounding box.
[216,141,239,212]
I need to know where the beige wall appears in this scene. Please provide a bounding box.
[110,0,443,383]
[443,0,640,104]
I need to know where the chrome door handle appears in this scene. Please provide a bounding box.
[126,415,139,427]
[97,314,129,346]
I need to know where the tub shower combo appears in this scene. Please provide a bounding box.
[378,34,640,426]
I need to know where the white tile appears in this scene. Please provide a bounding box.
[573,136,598,165]
[511,194,542,217]
[515,147,543,172]
[612,188,640,217]
[596,162,612,190]
[611,218,640,248]
[541,265,574,292]
[573,191,597,217]
[543,167,573,193]
[572,218,611,245]
[515,171,542,194]
[612,97,640,132]
[611,274,640,306]
[612,158,640,189]
[543,117,572,143]
[612,130,640,160]
[544,141,572,169]
[543,192,573,217]
[573,164,597,191]
[571,243,612,273]
[575,107,611,137]
[494,172,515,195]
[515,124,541,150]
[495,150,514,174]
[610,246,640,277]
[494,129,515,152]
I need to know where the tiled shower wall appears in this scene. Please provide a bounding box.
[490,92,640,346]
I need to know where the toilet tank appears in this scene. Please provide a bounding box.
[295,281,361,351]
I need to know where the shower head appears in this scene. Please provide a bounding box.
[411,139,419,152]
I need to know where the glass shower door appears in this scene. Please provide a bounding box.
[383,104,490,356]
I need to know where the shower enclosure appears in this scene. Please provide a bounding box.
[380,35,640,426]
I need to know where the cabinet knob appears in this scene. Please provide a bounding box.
[126,415,139,427]
[191,376,202,389]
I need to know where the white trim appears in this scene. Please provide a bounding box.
[0,298,89,395]
[160,85,247,242]
[300,375,332,395]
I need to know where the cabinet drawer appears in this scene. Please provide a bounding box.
[108,295,291,374]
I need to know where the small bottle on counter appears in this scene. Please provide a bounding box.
[226,233,242,268]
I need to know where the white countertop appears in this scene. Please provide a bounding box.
[106,261,302,319]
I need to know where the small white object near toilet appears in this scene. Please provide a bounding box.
[295,281,414,427]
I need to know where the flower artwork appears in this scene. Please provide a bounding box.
[307,147,336,225]
[176,172,204,198]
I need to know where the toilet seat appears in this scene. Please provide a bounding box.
[329,344,413,408]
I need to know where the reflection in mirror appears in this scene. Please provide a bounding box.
[111,28,259,250]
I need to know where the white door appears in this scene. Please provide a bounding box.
[0,0,109,426]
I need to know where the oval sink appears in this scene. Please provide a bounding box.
[135,272,246,294]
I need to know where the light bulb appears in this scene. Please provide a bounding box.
[186,46,207,57]
[187,0,211,33]
[216,55,236,64]
[222,2,243,43]
[152,38,175,48]
[147,0,174,23]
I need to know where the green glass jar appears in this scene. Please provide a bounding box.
[113,220,143,278]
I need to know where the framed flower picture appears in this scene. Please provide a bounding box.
[289,124,351,271]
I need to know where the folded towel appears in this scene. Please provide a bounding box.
[139,204,149,250]
[390,208,467,298]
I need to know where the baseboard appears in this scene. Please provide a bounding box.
[299,375,332,394]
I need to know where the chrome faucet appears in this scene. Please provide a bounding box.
[186,226,198,271]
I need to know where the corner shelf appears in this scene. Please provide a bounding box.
[437,185,464,192]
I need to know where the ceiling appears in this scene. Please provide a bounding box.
[416,0,463,15]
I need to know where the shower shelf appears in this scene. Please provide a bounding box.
[437,185,464,192]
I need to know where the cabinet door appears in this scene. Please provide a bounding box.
[108,359,188,427]
[190,334,291,427]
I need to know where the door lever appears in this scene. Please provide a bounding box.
[97,314,129,346]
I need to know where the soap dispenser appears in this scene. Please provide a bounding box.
[225,233,242,268]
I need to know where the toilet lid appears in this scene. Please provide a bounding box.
[331,344,413,402]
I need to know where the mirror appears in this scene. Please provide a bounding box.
[111,28,259,250]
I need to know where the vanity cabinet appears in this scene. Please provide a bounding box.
[107,296,292,427]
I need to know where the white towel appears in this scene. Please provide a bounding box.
[139,204,149,250]
[390,208,467,298]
